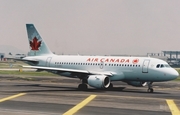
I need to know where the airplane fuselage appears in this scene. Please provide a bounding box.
[24,55,178,82]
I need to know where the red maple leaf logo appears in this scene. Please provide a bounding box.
[132,59,139,64]
[29,37,41,50]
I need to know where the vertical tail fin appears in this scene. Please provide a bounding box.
[26,24,53,56]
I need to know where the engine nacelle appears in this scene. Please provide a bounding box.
[126,81,147,87]
[87,75,110,89]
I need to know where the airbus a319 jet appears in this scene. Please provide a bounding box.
[22,24,179,93]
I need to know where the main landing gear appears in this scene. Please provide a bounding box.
[147,82,154,93]
[78,83,88,91]
[78,79,88,91]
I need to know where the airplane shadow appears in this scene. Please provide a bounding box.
[1,84,170,94]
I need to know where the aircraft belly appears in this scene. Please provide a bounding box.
[123,69,162,82]
[57,72,72,77]
[123,69,148,81]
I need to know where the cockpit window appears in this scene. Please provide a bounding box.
[156,64,160,68]
[165,64,170,68]
[156,64,171,68]
[160,64,164,68]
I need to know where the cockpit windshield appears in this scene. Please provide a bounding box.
[156,64,170,68]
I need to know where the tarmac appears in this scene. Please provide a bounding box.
[0,75,179,115]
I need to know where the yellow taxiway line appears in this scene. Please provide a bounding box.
[166,100,180,115]
[63,95,97,115]
[0,93,26,103]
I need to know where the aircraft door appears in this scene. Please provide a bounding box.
[142,60,150,73]
[46,57,52,67]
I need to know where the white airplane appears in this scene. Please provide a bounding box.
[22,24,179,93]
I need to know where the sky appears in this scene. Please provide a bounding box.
[0,0,180,55]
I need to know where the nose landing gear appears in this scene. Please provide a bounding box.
[147,82,154,93]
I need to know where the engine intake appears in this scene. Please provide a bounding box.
[87,75,110,89]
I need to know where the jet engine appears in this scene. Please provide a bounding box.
[87,75,110,89]
[126,81,147,87]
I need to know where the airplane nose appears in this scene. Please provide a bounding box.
[171,69,179,80]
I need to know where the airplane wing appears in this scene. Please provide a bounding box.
[23,65,114,76]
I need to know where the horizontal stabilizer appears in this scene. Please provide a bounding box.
[6,57,38,62]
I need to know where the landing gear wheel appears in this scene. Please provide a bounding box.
[147,88,154,93]
[78,84,88,91]
[147,82,154,93]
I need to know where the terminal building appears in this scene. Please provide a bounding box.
[147,51,180,67]
[162,51,180,66]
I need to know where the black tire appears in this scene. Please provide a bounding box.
[78,84,88,91]
[147,88,154,93]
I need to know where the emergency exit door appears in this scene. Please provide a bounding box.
[142,60,150,73]
[46,57,52,67]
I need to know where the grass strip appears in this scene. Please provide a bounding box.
[0,70,58,76]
